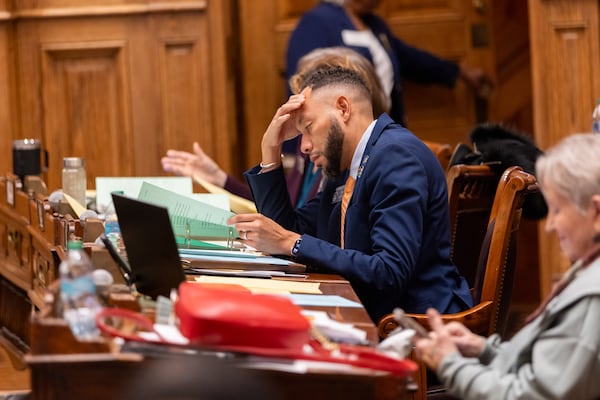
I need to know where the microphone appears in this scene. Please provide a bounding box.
[48,189,64,212]
[79,209,99,222]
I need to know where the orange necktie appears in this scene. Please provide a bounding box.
[340,176,355,249]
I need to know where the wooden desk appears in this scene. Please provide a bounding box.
[189,273,380,343]
[0,180,414,398]
[26,273,413,400]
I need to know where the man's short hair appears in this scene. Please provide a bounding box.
[299,66,371,99]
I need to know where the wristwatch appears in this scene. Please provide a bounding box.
[291,237,302,257]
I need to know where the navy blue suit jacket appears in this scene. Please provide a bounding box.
[246,115,472,323]
[286,2,460,125]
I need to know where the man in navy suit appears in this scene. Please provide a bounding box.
[227,66,472,324]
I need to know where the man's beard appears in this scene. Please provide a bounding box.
[323,118,344,179]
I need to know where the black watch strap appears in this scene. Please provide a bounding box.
[291,237,302,257]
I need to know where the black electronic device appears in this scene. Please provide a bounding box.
[99,233,133,286]
[111,193,186,299]
[393,308,429,338]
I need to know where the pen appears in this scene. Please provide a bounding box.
[268,271,308,279]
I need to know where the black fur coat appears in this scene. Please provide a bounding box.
[451,123,548,220]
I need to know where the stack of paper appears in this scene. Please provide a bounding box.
[138,182,237,250]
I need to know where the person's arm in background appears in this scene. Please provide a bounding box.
[222,176,252,200]
[394,36,493,96]
[161,142,252,200]
[369,16,493,97]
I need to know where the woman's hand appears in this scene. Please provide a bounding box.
[414,309,485,370]
[414,309,461,370]
[444,320,486,357]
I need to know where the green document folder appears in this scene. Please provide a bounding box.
[137,182,238,250]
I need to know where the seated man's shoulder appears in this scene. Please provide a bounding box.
[378,125,426,152]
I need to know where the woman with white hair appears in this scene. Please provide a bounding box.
[415,133,600,399]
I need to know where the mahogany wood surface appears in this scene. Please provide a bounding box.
[25,272,409,400]
[0,0,238,192]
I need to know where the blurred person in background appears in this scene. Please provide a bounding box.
[287,0,493,127]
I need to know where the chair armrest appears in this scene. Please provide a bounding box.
[377,301,493,339]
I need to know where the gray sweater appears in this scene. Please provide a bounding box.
[438,257,600,399]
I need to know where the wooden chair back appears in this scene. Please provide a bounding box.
[475,166,539,336]
[377,166,539,400]
[423,140,452,171]
[445,164,499,291]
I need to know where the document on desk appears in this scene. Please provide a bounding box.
[187,193,230,211]
[180,248,307,273]
[286,294,362,308]
[62,192,86,218]
[137,182,238,243]
[193,175,257,214]
[181,252,299,265]
[184,268,307,279]
[194,276,322,294]
[95,176,193,213]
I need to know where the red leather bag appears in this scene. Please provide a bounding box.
[96,282,417,377]
[175,282,311,350]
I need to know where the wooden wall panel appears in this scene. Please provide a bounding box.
[40,42,133,189]
[11,0,208,12]
[530,0,600,149]
[159,39,209,157]
[529,0,600,296]
[4,1,237,192]
[385,0,456,12]
[239,0,282,168]
[490,0,532,131]
[0,15,14,178]
[205,0,239,176]
[378,0,477,145]
[14,16,141,191]
[487,0,538,308]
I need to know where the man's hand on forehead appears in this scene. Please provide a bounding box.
[301,86,312,98]
[292,87,312,132]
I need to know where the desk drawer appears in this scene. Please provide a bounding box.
[0,212,32,289]
[0,276,32,350]
[31,234,59,309]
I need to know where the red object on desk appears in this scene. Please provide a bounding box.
[211,340,418,377]
[96,306,417,377]
[175,281,311,350]
[97,279,417,378]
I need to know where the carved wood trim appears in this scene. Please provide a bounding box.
[2,2,207,20]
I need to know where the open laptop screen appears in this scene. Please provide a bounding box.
[111,193,186,299]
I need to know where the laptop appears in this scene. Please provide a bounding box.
[111,193,186,299]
